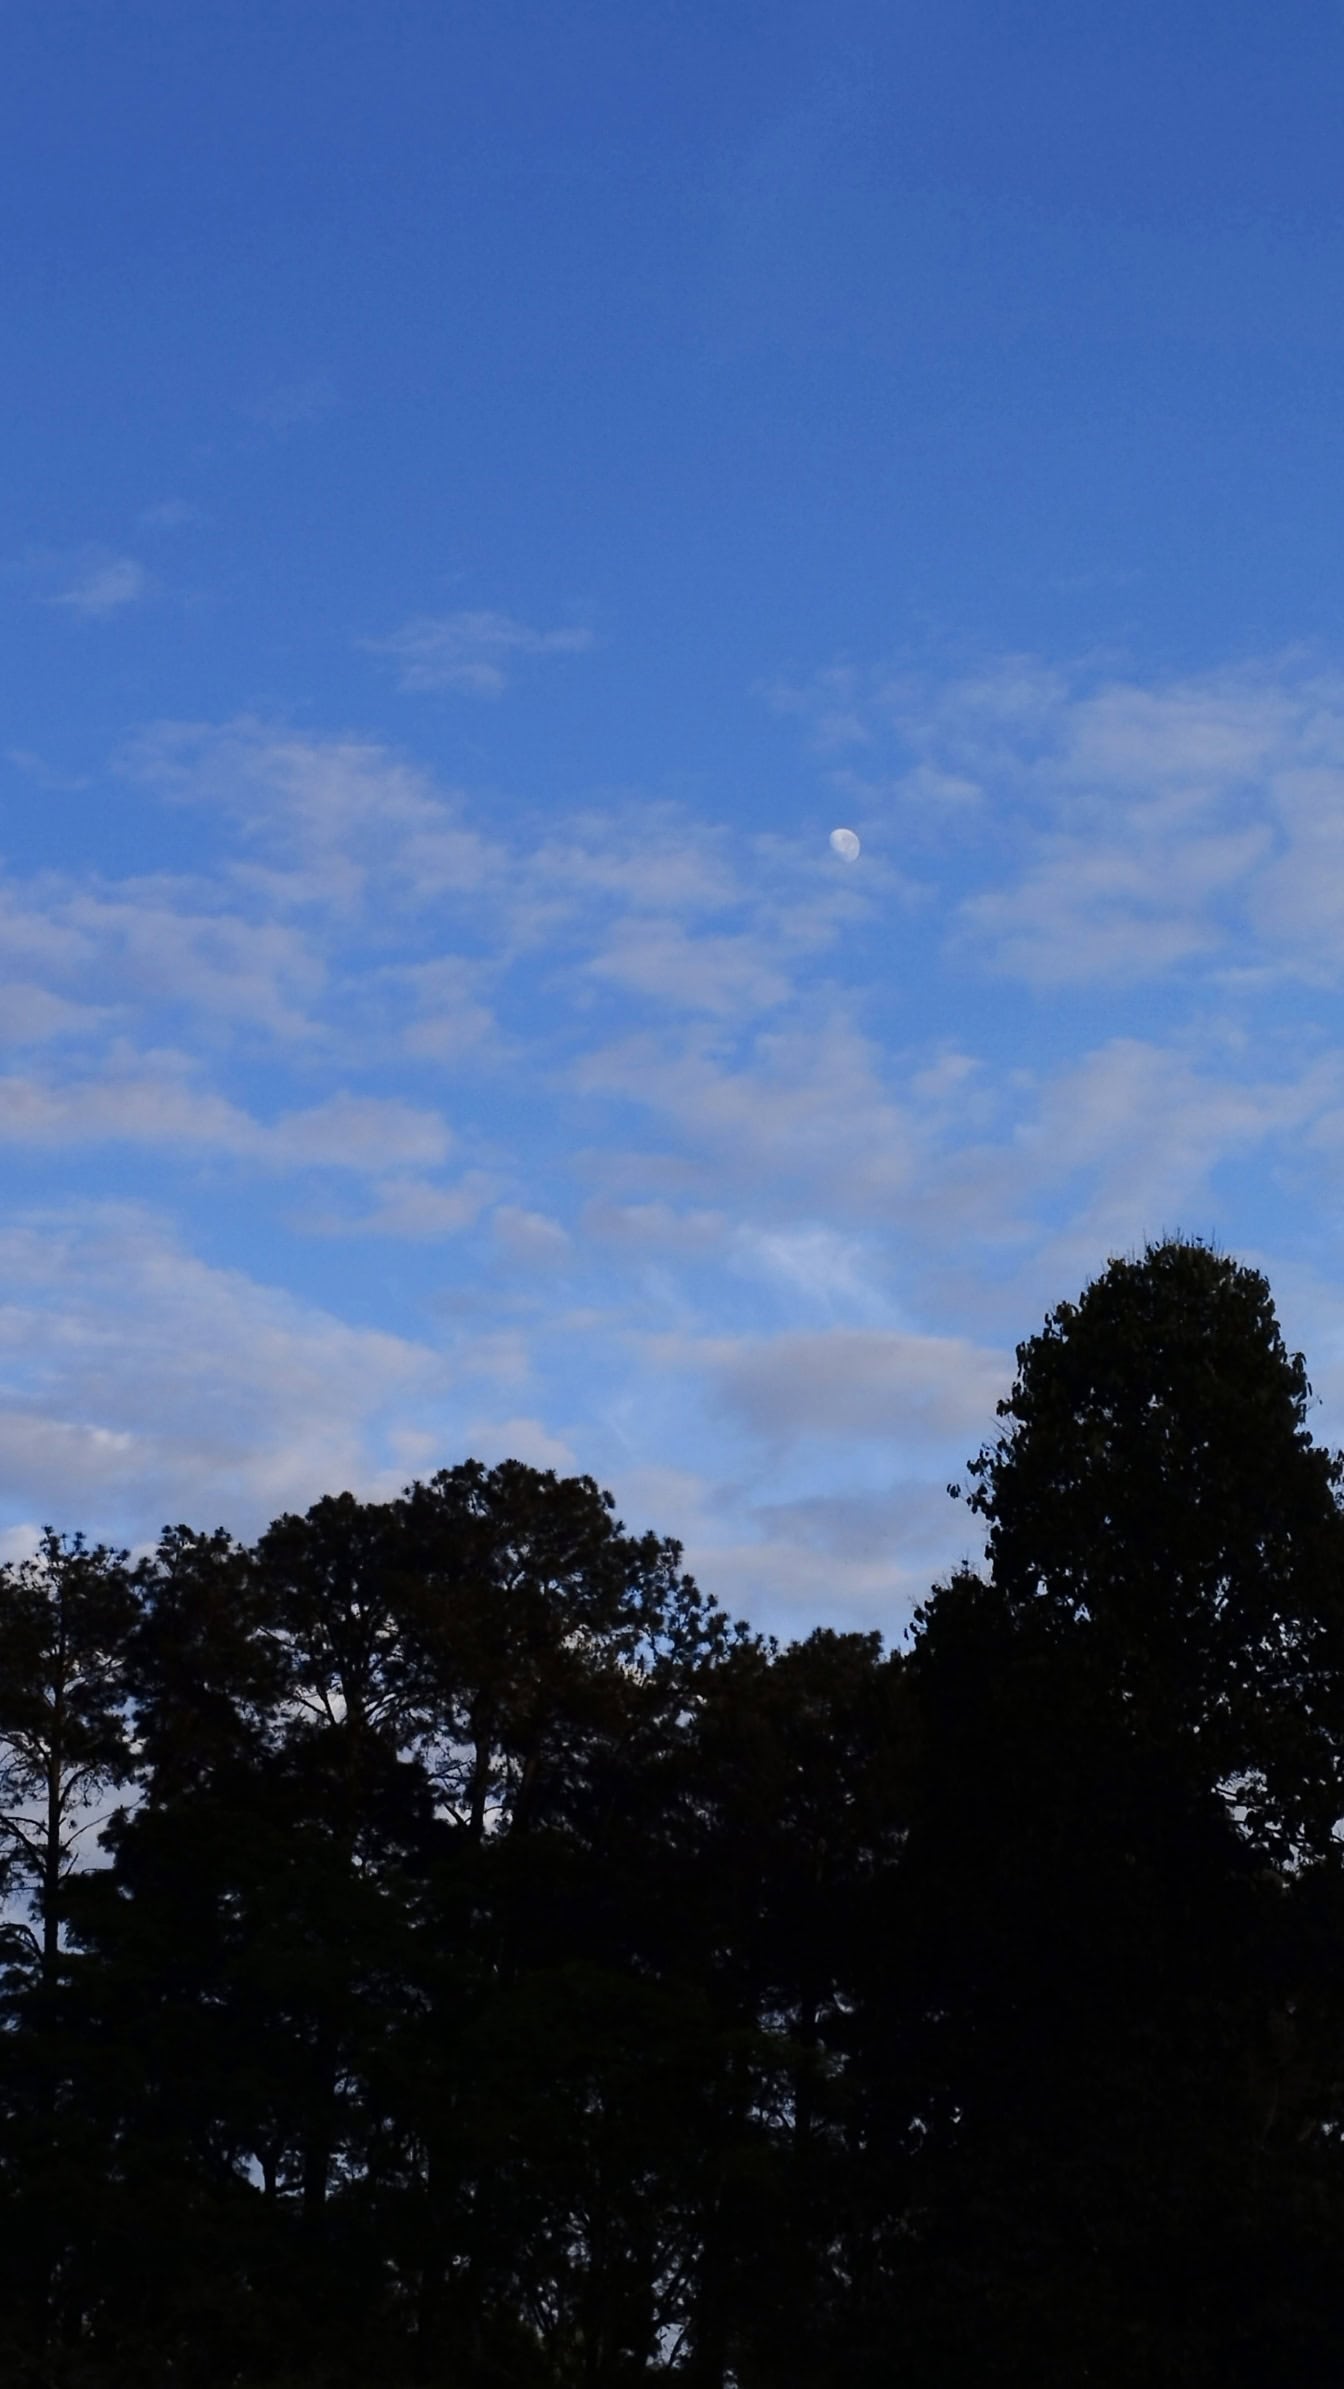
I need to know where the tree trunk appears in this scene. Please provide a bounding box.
[43,1750,62,1984]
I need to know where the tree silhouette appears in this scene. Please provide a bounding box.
[905,1239,1344,2381]
[962,1236,1344,1862]
[0,1530,137,1985]
[0,1530,138,2376]
[3,1241,1344,2382]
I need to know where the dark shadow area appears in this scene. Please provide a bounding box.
[2,1242,1343,2385]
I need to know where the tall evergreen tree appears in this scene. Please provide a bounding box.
[0,1530,137,1985]
[962,1235,1344,1859]
[0,1531,138,2380]
[902,1239,1344,2382]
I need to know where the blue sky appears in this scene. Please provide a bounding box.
[6,0,1344,1632]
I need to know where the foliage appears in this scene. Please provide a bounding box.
[1,1248,1343,2383]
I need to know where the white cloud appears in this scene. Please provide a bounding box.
[6,664,1344,1643]
[528,812,739,914]
[391,957,500,1065]
[305,1171,495,1239]
[659,1324,1008,1447]
[0,1065,451,1175]
[267,1094,452,1172]
[492,1206,571,1267]
[1250,1261,1344,1460]
[588,1461,949,1637]
[119,725,862,1036]
[1249,765,1344,965]
[62,892,323,1038]
[579,1199,729,1255]
[575,1018,918,1212]
[675,1531,926,1633]
[0,1523,43,1564]
[0,984,109,1046]
[0,889,92,976]
[587,922,793,1015]
[51,556,148,619]
[1057,674,1295,789]
[672,1466,993,1635]
[5,750,90,792]
[0,1207,450,1538]
[245,377,337,432]
[462,1414,578,1473]
[570,984,1343,1331]
[1021,1038,1334,1249]
[0,1065,258,1153]
[958,822,1268,985]
[729,1223,885,1315]
[123,719,498,915]
[753,1480,972,1569]
[136,500,203,531]
[365,608,594,697]
[776,650,1344,988]
[762,663,873,752]
[0,874,325,1047]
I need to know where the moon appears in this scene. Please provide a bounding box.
[829,827,861,862]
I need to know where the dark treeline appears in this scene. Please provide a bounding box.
[4,1238,1344,2385]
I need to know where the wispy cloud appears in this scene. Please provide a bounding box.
[0,1204,448,1536]
[136,499,203,531]
[462,1414,578,1473]
[5,749,91,793]
[7,664,1344,1632]
[50,555,148,619]
[0,985,109,1047]
[245,376,337,432]
[586,922,795,1016]
[365,608,594,696]
[775,649,1344,989]
[303,1171,496,1240]
[492,1205,571,1268]
[0,1067,451,1174]
[657,1325,1008,1446]
[122,717,498,914]
[574,1018,919,1213]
